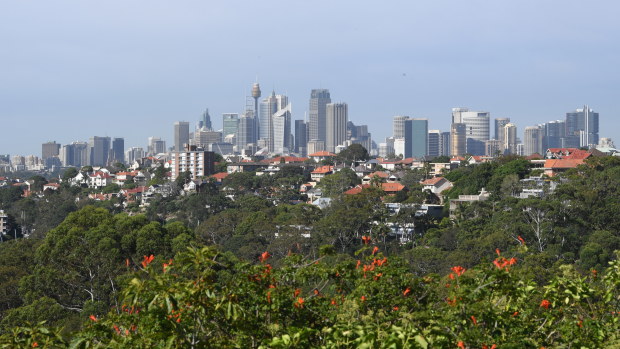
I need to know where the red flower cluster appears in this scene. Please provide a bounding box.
[371,246,379,255]
[294,297,305,308]
[89,314,98,322]
[162,259,173,272]
[517,235,526,245]
[361,236,371,245]
[493,257,517,271]
[403,287,411,296]
[259,251,271,263]
[448,265,466,279]
[141,254,154,268]
[540,299,551,309]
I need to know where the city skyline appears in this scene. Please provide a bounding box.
[1,1,619,155]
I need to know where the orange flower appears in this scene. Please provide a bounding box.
[451,265,466,276]
[361,236,371,245]
[89,314,98,322]
[495,248,501,256]
[491,345,497,349]
[577,320,583,328]
[517,235,526,245]
[403,287,411,296]
[448,273,455,280]
[393,306,399,311]
[360,296,367,302]
[540,299,551,309]
[470,315,477,326]
[512,311,519,317]
[591,269,598,277]
[331,299,337,306]
[141,254,154,268]
[372,246,379,255]
[32,343,39,348]
[373,273,382,280]
[125,258,130,267]
[267,291,272,304]
[113,325,121,334]
[259,251,271,263]
[294,297,305,308]
[313,289,320,296]
[457,341,466,349]
[294,288,301,297]
[508,257,517,266]
[356,260,361,269]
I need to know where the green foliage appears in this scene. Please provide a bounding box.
[336,144,370,164]
[319,168,361,197]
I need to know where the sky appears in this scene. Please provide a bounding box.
[1,0,619,156]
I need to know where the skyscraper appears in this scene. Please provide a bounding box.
[294,120,307,156]
[89,136,111,166]
[462,111,490,156]
[259,92,289,152]
[428,130,441,158]
[272,103,292,154]
[393,116,410,139]
[237,110,257,151]
[494,118,511,144]
[198,109,213,131]
[308,89,331,142]
[542,120,566,150]
[404,119,428,158]
[111,138,125,164]
[503,123,518,154]
[223,113,239,138]
[174,121,190,152]
[450,123,466,156]
[147,137,167,155]
[440,131,451,156]
[325,103,348,153]
[41,141,60,161]
[566,105,599,147]
[523,126,544,156]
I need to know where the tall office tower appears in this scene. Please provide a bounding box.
[494,118,511,144]
[485,139,503,157]
[566,105,599,147]
[523,126,544,156]
[428,130,441,158]
[174,121,190,151]
[542,120,566,150]
[461,111,490,156]
[404,119,428,158]
[325,103,348,152]
[60,144,74,167]
[147,137,167,155]
[42,141,60,161]
[198,109,213,130]
[111,138,125,164]
[237,110,257,150]
[272,103,292,154]
[294,120,307,156]
[89,136,111,166]
[223,113,239,138]
[503,123,518,154]
[307,140,325,155]
[440,131,451,156]
[393,115,410,139]
[194,129,222,149]
[450,123,466,156]
[125,147,145,164]
[259,92,289,152]
[308,89,331,142]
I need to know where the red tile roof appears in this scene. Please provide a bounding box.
[544,159,585,169]
[369,171,389,178]
[381,183,406,192]
[309,151,336,157]
[312,165,334,174]
[210,172,229,180]
[263,156,309,163]
[421,177,446,186]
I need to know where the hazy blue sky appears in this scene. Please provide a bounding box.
[1,0,619,156]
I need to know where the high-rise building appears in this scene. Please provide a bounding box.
[393,116,410,139]
[125,147,145,164]
[428,130,441,158]
[462,110,490,156]
[61,141,89,167]
[89,136,111,166]
[404,119,428,158]
[194,129,222,149]
[42,141,60,161]
[198,109,213,130]
[111,138,125,164]
[542,120,566,150]
[174,121,190,151]
[259,92,289,152]
[272,103,292,154]
[325,103,348,152]
[223,113,239,138]
[147,137,167,155]
[450,123,466,156]
[348,122,372,153]
[237,110,257,151]
[494,118,511,145]
[170,146,216,181]
[294,120,307,156]
[503,123,518,154]
[440,131,451,156]
[523,126,544,156]
[308,89,331,142]
[566,105,599,147]
[307,140,325,155]
[485,139,503,157]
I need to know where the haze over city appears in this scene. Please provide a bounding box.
[1,0,619,156]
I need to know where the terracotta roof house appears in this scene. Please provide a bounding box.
[543,159,585,177]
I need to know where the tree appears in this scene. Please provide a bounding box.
[336,144,369,164]
[319,168,360,197]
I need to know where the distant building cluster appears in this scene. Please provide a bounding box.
[1,79,614,179]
